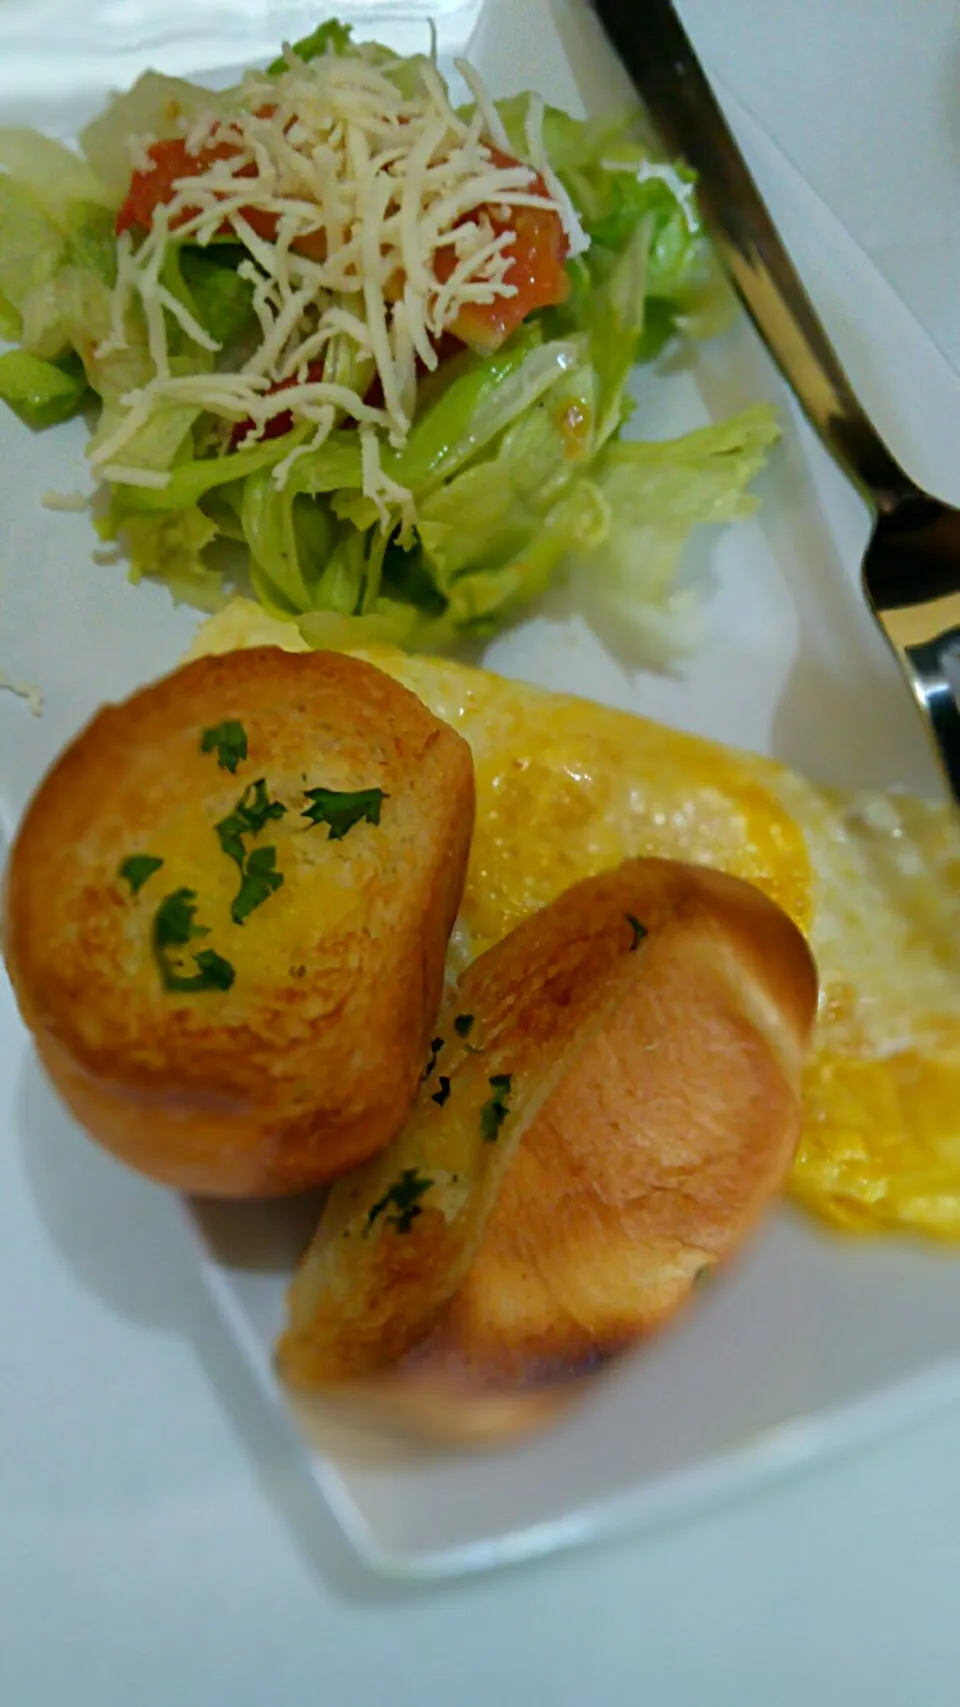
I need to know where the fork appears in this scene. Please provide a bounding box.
[592,0,960,804]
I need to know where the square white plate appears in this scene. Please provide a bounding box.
[0,3,484,105]
[3,0,960,1580]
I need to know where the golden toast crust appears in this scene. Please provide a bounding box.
[3,646,475,1195]
[279,859,818,1440]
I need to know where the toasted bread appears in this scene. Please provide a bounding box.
[278,859,818,1440]
[3,646,475,1196]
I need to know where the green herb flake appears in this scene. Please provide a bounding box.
[431,1075,452,1108]
[152,888,235,994]
[118,854,164,896]
[366,1167,434,1236]
[154,887,206,952]
[215,812,248,872]
[215,779,288,923]
[694,1264,714,1289]
[480,1073,513,1143]
[187,949,236,991]
[236,778,287,836]
[302,785,386,841]
[201,720,248,774]
[422,1036,444,1082]
[232,845,284,926]
[215,779,287,868]
[626,913,648,952]
[454,1013,475,1039]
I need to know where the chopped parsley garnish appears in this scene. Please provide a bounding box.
[215,814,247,872]
[366,1167,434,1236]
[215,779,288,924]
[480,1073,513,1142]
[694,1264,714,1288]
[217,779,287,859]
[626,913,648,952]
[240,778,287,834]
[422,1036,444,1082]
[302,785,386,841]
[201,720,248,774]
[454,1013,475,1039]
[186,950,237,991]
[431,1075,452,1108]
[118,854,164,896]
[231,845,284,926]
[154,888,204,952]
[152,888,235,993]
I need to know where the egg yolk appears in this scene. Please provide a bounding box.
[185,620,960,1249]
[461,728,812,956]
[792,1049,960,1239]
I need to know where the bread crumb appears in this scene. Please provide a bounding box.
[41,489,90,513]
[0,666,43,716]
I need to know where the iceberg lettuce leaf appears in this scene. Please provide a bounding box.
[417,359,597,587]
[115,425,314,512]
[576,404,781,663]
[241,463,335,613]
[0,128,113,218]
[268,19,353,74]
[0,286,22,341]
[0,175,65,313]
[18,203,119,359]
[119,505,224,610]
[178,247,256,348]
[443,479,610,632]
[80,72,224,201]
[0,348,88,429]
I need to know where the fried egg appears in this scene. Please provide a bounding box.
[186,599,960,1241]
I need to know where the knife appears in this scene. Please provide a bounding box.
[589,0,904,496]
[591,0,960,802]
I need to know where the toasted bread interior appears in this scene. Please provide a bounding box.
[278,859,818,1439]
[3,646,475,1195]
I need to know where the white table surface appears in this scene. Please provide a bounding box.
[4,1,960,1701]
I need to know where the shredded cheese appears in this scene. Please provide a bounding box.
[360,425,415,527]
[0,665,43,716]
[128,133,158,173]
[454,59,513,154]
[524,93,591,259]
[93,42,589,512]
[40,489,90,513]
[602,156,700,233]
[101,465,173,489]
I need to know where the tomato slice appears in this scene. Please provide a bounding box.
[115,136,326,259]
[117,133,568,422]
[116,139,233,235]
[229,360,327,451]
[439,147,570,353]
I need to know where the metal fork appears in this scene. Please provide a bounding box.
[592,0,960,804]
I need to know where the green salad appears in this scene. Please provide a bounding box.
[0,18,777,659]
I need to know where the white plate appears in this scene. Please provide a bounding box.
[2,0,960,1581]
[0,3,484,107]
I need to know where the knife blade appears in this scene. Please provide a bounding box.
[589,0,905,501]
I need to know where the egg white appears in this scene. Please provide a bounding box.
[187,598,960,1239]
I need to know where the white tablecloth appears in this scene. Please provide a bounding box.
[3,2,960,1701]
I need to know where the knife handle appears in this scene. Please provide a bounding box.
[591,0,912,509]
